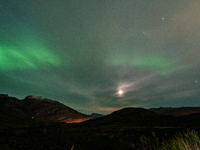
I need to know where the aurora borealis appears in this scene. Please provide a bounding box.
[1,0,200,114]
[0,36,61,70]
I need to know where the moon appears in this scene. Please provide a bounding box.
[118,90,123,95]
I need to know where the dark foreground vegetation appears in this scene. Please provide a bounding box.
[1,108,200,150]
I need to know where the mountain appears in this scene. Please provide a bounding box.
[84,107,179,126]
[0,94,93,123]
[149,107,200,116]
[0,107,36,128]
[2,94,200,125]
[84,107,200,127]
[91,113,104,118]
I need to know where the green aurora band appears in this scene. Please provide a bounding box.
[107,52,174,76]
[0,35,61,70]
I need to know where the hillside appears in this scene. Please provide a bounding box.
[149,107,200,116]
[84,107,175,126]
[91,113,104,118]
[1,101,200,149]
[0,94,93,123]
[84,107,200,127]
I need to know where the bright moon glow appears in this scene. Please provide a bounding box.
[118,90,123,95]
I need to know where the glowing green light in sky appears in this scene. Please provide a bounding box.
[133,56,173,69]
[0,35,62,70]
[107,52,174,76]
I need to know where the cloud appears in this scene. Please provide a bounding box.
[1,0,200,114]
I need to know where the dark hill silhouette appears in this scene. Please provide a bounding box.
[149,107,200,116]
[84,107,179,127]
[0,107,35,128]
[91,113,104,118]
[0,94,93,123]
[84,107,200,127]
[1,94,200,126]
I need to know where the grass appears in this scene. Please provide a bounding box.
[158,130,200,150]
[1,122,200,149]
[133,129,200,150]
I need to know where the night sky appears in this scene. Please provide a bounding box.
[1,0,200,114]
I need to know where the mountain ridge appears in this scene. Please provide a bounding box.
[0,94,93,123]
[1,94,200,124]
[84,107,200,127]
[149,107,200,116]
